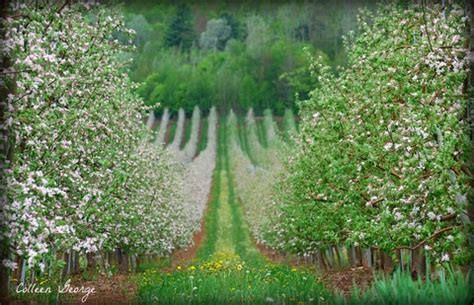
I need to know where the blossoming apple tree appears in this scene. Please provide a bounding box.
[268,3,470,268]
[0,2,194,276]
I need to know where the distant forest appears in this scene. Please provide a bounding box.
[109,0,379,115]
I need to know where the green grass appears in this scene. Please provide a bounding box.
[166,120,177,146]
[222,122,263,263]
[197,118,208,154]
[138,258,330,305]
[237,116,252,161]
[214,171,235,254]
[196,145,221,259]
[137,258,172,273]
[255,119,268,148]
[339,268,473,305]
[180,117,192,149]
[196,116,226,260]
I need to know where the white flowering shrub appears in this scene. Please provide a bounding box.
[267,3,469,262]
[1,3,190,270]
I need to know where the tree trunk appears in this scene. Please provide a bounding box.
[318,249,327,270]
[0,0,13,301]
[87,252,96,271]
[107,251,113,270]
[465,0,474,284]
[73,251,80,274]
[355,246,363,267]
[326,247,334,269]
[396,249,402,271]
[116,249,128,274]
[381,250,394,273]
[348,246,356,268]
[62,252,70,278]
[361,248,372,268]
[377,248,382,269]
[411,246,426,279]
[333,245,342,268]
[20,259,27,285]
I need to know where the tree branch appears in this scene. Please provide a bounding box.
[44,0,70,33]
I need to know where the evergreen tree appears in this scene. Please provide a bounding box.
[220,12,246,41]
[164,4,194,52]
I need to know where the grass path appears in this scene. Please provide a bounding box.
[137,118,329,304]
[213,171,235,255]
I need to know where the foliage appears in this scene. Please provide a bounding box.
[164,4,195,52]
[199,18,232,51]
[124,2,347,115]
[268,2,470,263]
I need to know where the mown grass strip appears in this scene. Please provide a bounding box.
[197,118,208,154]
[166,119,177,146]
[237,116,255,164]
[255,119,268,149]
[180,116,192,149]
[221,120,264,264]
[196,117,223,260]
